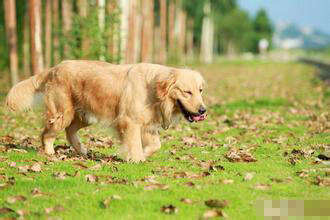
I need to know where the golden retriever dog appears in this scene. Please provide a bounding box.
[5,60,206,162]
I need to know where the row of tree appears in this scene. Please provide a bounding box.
[1,0,273,85]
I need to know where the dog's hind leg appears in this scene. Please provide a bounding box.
[142,131,161,158]
[65,115,89,155]
[42,87,74,155]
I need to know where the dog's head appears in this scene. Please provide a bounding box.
[156,68,206,126]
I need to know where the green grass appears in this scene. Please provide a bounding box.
[0,61,330,219]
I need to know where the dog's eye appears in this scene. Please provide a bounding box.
[185,91,192,95]
[200,89,203,93]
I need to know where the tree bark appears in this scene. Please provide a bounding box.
[178,9,186,56]
[141,0,154,62]
[61,0,72,59]
[98,0,106,60]
[78,0,89,58]
[29,0,44,74]
[201,0,213,64]
[4,0,19,85]
[45,0,52,68]
[126,0,137,64]
[120,0,129,63]
[23,6,30,75]
[52,0,60,65]
[186,19,194,61]
[168,0,175,53]
[159,0,167,64]
[107,0,120,63]
[133,0,142,63]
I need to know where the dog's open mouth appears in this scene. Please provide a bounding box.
[177,100,206,123]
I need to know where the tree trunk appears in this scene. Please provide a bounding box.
[45,0,52,68]
[126,0,137,64]
[141,0,154,62]
[23,7,30,75]
[178,9,186,56]
[4,0,19,85]
[120,0,129,63]
[61,0,72,59]
[29,0,44,74]
[200,0,213,64]
[168,0,175,53]
[78,0,89,58]
[107,0,120,63]
[98,0,106,60]
[133,0,142,63]
[159,0,167,64]
[52,0,60,65]
[186,19,194,61]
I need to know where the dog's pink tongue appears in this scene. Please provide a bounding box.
[193,114,206,122]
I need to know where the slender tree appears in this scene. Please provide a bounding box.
[4,0,19,85]
[29,0,44,74]
[98,0,106,60]
[61,0,72,59]
[159,0,167,64]
[23,6,30,75]
[78,0,89,58]
[168,0,175,53]
[126,0,137,63]
[52,0,60,64]
[120,0,129,63]
[45,0,52,68]
[107,0,120,62]
[178,9,186,56]
[133,0,142,63]
[141,0,154,62]
[201,0,213,63]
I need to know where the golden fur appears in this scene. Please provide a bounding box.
[6,60,206,162]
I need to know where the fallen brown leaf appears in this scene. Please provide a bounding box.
[85,174,98,183]
[53,171,68,180]
[225,148,257,163]
[161,205,178,214]
[221,179,234,184]
[180,198,193,204]
[89,164,102,170]
[144,183,169,190]
[202,209,228,219]
[6,195,26,204]
[0,207,15,214]
[30,163,42,172]
[205,199,229,208]
[45,205,65,214]
[254,183,271,190]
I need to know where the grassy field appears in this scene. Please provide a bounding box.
[0,61,329,219]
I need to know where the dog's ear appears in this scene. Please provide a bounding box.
[156,69,178,99]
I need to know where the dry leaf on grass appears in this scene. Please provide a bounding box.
[225,148,257,163]
[8,162,16,167]
[315,176,330,186]
[74,162,88,169]
[53,171,68,180]
[6,195,26,204]
[254,183,271,190]
[0,207,15,214]
[161,205,178,214]
[85,174,98,183]
[202,209,228,219]
[144,183,169,190]
[180,198,193,204]
[30,163,42,172]
[205,199,229,208]
[221,179,234,184]
[89,164,102,170]
[45,205,65,214]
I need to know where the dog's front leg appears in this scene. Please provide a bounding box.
[142,132,161,158]
[118,120,145,162]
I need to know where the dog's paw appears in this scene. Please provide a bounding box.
[44,147,55,155]
[77,146,88,155]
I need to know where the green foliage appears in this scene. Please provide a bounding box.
[216,8,253,54]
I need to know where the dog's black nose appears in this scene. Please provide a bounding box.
[198,106,206,115]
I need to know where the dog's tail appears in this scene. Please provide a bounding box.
[5,70,48,112]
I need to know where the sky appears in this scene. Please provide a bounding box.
[238,0,330,34]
